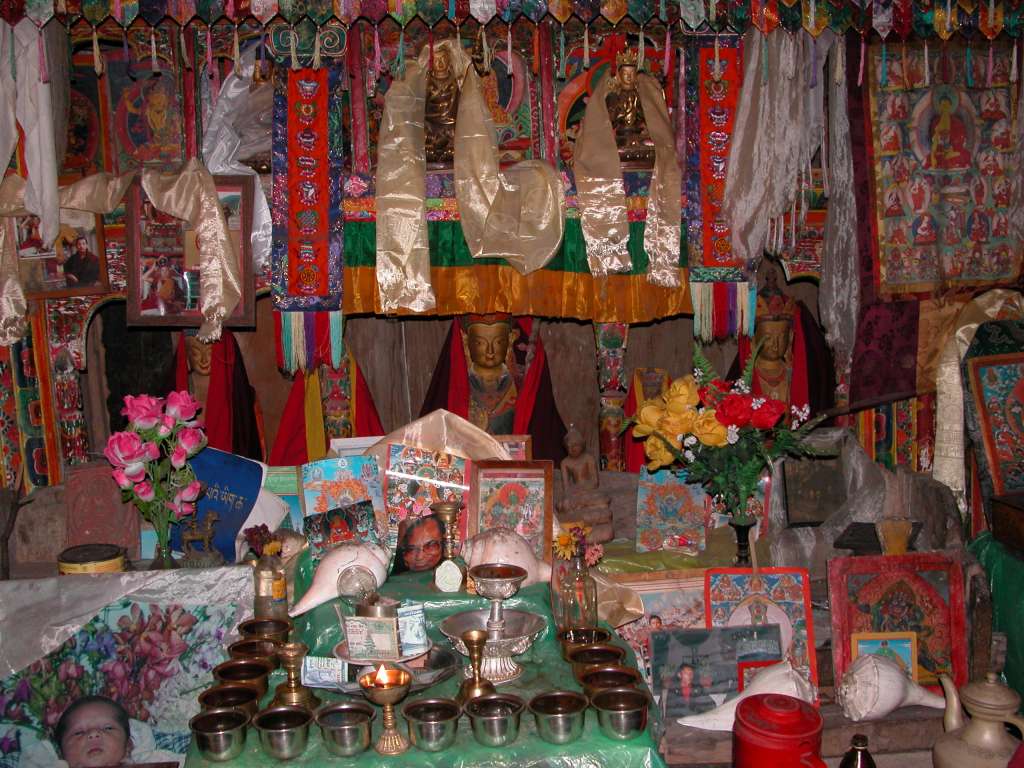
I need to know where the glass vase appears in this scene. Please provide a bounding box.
[149,531,178,570]
[550,553,598,631]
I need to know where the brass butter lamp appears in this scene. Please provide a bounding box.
[457,628,496,704]
[359,665,412,756]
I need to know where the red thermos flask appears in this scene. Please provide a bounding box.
[733,694,827,768]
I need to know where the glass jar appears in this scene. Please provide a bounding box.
[550,551,598,631]
[253,553,288,620]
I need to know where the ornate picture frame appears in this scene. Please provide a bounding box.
[468,460,554,563]
[125,174,254,328]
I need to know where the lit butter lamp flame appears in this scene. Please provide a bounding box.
[374,664,391,687]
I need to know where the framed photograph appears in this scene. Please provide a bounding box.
[125,175,255,327]
[468,460,554,563]
[850,631,919,681]
[706,567,818,688]
[494,434,532,461]
[650,625,784,720]
[737,659,778,691]
[384,445,468,549]
[609,570,706,687]
[828,552,967,689]
[15,185,109,299]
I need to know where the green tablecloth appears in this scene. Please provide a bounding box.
[969,532,1024,698]
[185,564,666,768]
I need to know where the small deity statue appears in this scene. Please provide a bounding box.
[604,50,655,166]
[557,426,613,544]
[185,333,213,408]
[752,270,797,406]
[425,44,461,167]
[462,314,519,435]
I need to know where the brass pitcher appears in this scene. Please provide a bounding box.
[933,672,1024,768]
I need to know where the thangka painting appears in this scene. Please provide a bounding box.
[468,461,554,564]
[706,567,818,687]
[609,571,706,688]
[63,53,114,174]
[867,41,1021,295]
[303,500,384,566]
[300,456,386,535]
[0,597,239,767]
[635,467,710,554]
[828,553,968,689]
[383,445,467,544]
[967,351,1024,497]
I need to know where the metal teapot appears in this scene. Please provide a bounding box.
[933,672,1024,768]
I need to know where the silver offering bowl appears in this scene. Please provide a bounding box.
[253,706,313,760]
[590,687,652,741]
[528,690,588,745]
[190,707,250,763]
[468,564,528,637]
[440,608,545,684]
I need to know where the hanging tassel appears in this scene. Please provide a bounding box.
[663,25,670,76]
[558,24,566,79]
[709,0,716,24]
[809,0,815,31]
[232,26,241,74]
[151,27,159,72]
[714,33,721,81]
[37,30,48,83]
[1011,40,1018,83]
[428,28,434,72]
[834,38,844,84]
[312,26,322,69]
[180,25,191,69]
[448,0,455,20]
[880,42,887,88]
[946,0,952,32]
[373,24,381,75]
[532,25,539,75]
[761,34,768,83]
[290,26,299,69]
[329,311,344,369]
[924,38,930,86]
[858,34,865,86]
[987,41,993,87]
[506,23,512,76]
[113,0,122,22]
[93,26,104,76]
[206,26,214,77]
[480,26,490,72]
[637,25,644,70]
[966,44,973,87]
[584,25,590,69]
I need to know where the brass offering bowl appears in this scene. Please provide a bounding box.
[253,706,313,761]
[212,658,273,698]
[558,627,613,661]
[579,665,642,699]
[237,617,293,644]
[316,701,376,757]
[402,698,462,752]
[228,639,279,669]
[189,707,250,763]
[198,683,261,719]
[567,643,628,680]
[528,690,588,745]
[590,687,652,741]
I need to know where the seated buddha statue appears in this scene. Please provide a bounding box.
[604,50,655,167]
[557,426,612,544]
[425,44,460,167]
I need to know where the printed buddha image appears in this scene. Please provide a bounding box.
[923,90,972,171]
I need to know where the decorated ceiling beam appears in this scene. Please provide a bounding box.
[46,0,1024,41]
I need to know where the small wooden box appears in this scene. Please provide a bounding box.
[992,493,1024,556]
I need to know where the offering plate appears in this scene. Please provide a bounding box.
[439,609,545,683]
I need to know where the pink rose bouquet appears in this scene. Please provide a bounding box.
[104,391,207,564]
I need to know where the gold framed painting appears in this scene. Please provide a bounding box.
[850,631,919,681]
[468,460,553,563]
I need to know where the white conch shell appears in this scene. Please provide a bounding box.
[837,653,946,722]
[289,542,390,617]
[676,661,816,731]
[460,527,551,587]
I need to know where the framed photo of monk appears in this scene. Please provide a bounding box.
[125,175,254,328]
[468,460,554,563]
[15,188,109,299]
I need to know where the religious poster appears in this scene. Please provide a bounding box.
[867,41,1021,294]
[635,467,710,554]
[300,455,387,539]
[383,445,468,545]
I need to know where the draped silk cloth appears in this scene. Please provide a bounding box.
[723,29,817,269]
[376,40,565,311]
[455,64,564,276]
[574,72,681,285]
[932,290,1024,514]
[820,42,859,373]
[142,159,242,342]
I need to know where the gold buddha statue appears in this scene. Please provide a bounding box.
[425,44,461,167]
[460,314,520,435]
[752,271,798,405]
[604,50,655,166]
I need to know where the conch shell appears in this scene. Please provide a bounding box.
[460,527,551,587]
[676,661,815,731]
[289,542,390,617]
[837,654,946,722]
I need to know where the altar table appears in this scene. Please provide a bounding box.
[185,566,666,768]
